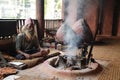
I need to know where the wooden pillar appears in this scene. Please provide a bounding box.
[102,0,114,36]
[112,0,119,36]
[36,0,44,40]
[118,5,120,36]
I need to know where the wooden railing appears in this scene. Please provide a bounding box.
[45,19,63,29]
[44,19,63,37]
[0,19,63,39]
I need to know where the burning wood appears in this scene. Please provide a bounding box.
[54,47,88,70]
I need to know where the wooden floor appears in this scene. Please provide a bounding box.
[4,36,120,80]
[93,36,120,80]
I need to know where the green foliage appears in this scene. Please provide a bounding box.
[44,0,47,16]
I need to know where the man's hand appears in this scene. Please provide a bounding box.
[41,48,50,56]
[23,53,31,59]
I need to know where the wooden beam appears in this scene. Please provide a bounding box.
[36,0,44,40]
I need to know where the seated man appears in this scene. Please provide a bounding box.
[16,18,50,60]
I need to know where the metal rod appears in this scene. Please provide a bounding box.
[87,0,104,64]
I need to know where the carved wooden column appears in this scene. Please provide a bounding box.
[36,0,44,40]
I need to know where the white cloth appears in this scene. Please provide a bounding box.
[3,75,20,80]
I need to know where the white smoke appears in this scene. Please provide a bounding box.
[62,0,83,56]
[62,0,89,57]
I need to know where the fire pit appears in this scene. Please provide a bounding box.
[40,18,101,79]
[41,52,100,79]
[40,18,102,79]
[40,17,103,79]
